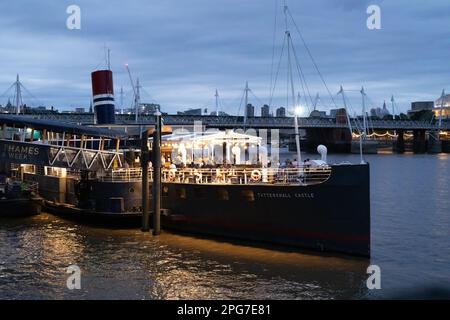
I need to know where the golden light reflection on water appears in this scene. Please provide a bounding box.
[0,213,370,299]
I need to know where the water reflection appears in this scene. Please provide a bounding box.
[0,213,368,299]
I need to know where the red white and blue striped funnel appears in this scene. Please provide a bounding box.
[91,70,115,124]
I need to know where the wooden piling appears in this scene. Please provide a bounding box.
[152,113,162,236]
[141,128,150,232]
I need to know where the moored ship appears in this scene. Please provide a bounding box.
[0,172,42,218]
[0,115,370,257]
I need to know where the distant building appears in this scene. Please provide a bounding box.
[261,104,271,117]
[75,108,85,113]
[275,107,286,117]
[22,105,57,114]
[178,108,202,116]
[370,101,391,118]
[333,108,348,124]
[210,111,229,116]
[245,104,255,118]
[433,94,450,119]
[1,99,16,113]
[408,101,434,117]
[329,108,342,118]
[310,110,326,118]
[141,103,160,115]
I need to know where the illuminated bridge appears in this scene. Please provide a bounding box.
[1,113,449,154]
[12,113,450,130]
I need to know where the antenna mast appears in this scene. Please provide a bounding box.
[215,89,219,116]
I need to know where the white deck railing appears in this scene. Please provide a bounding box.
[98,166,332,186]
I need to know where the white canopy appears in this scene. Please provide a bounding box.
[164,130,262,146]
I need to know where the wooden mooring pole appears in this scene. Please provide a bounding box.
[152,112,162,235]
[141,128,150,232]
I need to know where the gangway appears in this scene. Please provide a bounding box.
[0,115,126,170]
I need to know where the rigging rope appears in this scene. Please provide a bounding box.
[270,0,279,95]
[286,7,339,109]
[268,32,287,107]
[289,35,314,111]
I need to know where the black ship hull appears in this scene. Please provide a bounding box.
[0,197,42,218]
[43,201,142,228]
[36,163,370,257]
[161,164,370,257]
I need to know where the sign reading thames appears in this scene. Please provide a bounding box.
[0,141,50,165]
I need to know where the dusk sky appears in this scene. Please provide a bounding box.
[0,0,449,115]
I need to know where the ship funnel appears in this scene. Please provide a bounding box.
[91,70,115,124]
[317,145,327,163]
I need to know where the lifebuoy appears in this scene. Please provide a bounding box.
[250,169,262,182]
[168,169,177,181]
[193,169,202,183]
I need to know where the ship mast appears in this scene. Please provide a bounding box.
[215,89,219,116]
[284,2,302,166]
[125,64,140,123]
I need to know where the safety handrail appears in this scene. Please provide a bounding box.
[98,166,332,186]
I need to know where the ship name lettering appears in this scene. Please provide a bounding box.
[3,143,40,160]
[294,193,314,198]
[257,193,291,199]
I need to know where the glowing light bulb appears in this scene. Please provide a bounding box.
[294,105,305,116]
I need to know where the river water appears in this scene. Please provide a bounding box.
[0,153,449,299]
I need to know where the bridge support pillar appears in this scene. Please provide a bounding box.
[394,130,405,153]
[427,130,442,154]
[413,130,427,154]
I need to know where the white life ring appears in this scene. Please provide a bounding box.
[168,169,177,181]
[193,169,202,183]
[250,169,262,182]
